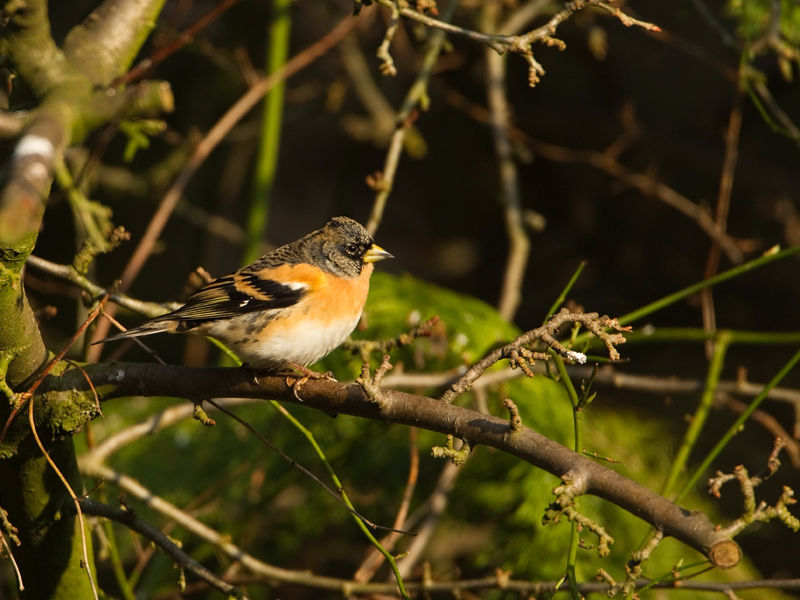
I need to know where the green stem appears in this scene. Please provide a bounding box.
[243,0,292,264]
[554,353,583,599]
[53,157,107,248]
[612,327,800,345]
[207,338,410,599]
[544,261,586,323]
[678,344,800,501]
[269,401,410,600]
[661,331,731,499]
[566,526,581,600]
[636,561,712,595]
[618,244,800,326]
[98,490,138,600]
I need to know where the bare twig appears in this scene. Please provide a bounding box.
[711,439,800,537]
[357,355,395,407]
[702,90,743,357]
[375,0,400,76]
[442,86,747,263]
[353,427,419,582]
[709,438,786,499]
[440,309,628,403]
[114,0,244,86]
[376,0,659,86]
[721,395,800,467]
[380,362,800,414]
[0,530,23,591]
[543,470,615,557]
[25,256,179,318]
[366,0,460,234]
[483,1,530,321]
[155,573,800,598]
[79,498,246,599]
[608,530,664,597]
[396,458,460,579]
[342,316,440,361]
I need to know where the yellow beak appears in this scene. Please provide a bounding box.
[363,244,394,263]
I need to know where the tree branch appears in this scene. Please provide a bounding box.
[64,0,171,87]
[79,498,247,599]
[44,362,742,569]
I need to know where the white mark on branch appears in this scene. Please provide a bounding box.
[565,350,587,364]
[13,134,54,161]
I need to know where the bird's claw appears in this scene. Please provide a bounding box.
[283,366,337,401]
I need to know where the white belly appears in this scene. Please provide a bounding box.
[209,312,361,368]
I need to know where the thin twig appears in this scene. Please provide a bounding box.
[442,86,747,264]
[79,498,247,599]
[153,573,800,598]
[204,398,411,535]
[440,309,628,403]
[79,457,417,595]
[483,1,530,321]
[376,0,658,85]
[702,89,743,357]
[721,394,800,467]
[397,457,461,579]
[114,0,244,86]
[342,316,440,362]
[366,0,460,234]
[0,531,23,591]
[25,254,179,319]
[353,427,419,582]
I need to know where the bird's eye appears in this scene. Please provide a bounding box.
[346,243,359,255]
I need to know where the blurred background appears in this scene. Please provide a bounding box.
[12,0,800,598]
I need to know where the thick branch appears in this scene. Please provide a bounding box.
[63,0,168,87]
[0,0,75,95]
[43,362,741,568]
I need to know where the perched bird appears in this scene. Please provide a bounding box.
[96,216,393,369]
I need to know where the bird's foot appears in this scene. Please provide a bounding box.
[282,364,337,401]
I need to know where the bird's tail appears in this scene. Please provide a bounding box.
[92,320,174,345]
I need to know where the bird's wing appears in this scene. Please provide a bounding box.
[158,270,310,323]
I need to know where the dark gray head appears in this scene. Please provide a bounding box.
[300,217,393,278]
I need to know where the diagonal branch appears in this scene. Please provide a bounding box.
[79,498,247,599]
[46,362,741,569]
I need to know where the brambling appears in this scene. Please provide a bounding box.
[96,217,393,369]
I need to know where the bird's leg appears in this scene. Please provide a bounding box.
[282,364,337,401]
